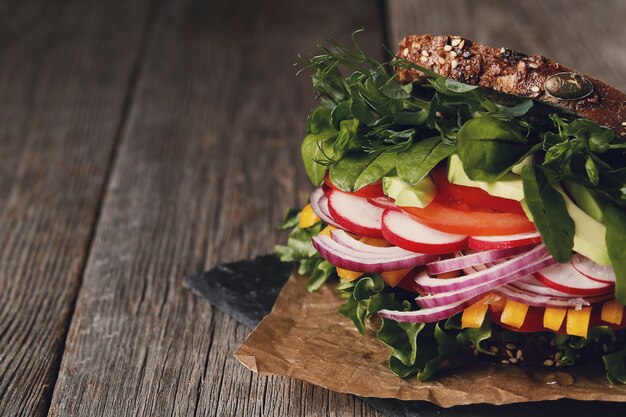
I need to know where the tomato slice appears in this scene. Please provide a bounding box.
[324,173,384,198]
[430,166,525,214]
[402,201,536,236]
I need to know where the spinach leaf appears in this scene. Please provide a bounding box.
[457,116,532,181]
[301,130,336,185]
[416,142,455,182]
[603,203,626,304]
[332,118,361,160]
[354,151,396,190]
[329,151,377,191]
[522,166,575,262]
[395,137,439,184]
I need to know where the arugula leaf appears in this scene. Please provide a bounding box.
[354,151,396,190]
[603,203,626,304]
[522,166,575,262]
[329,151,377,191]
[305,259,336,292]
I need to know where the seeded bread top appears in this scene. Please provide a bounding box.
[396,34,626,138]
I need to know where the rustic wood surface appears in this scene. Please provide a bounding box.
[0,0,624,416]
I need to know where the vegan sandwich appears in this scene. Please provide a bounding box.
[277,32,626,382]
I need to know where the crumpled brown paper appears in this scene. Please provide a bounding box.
[235,274,626,408]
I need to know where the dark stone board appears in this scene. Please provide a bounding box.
[186,255,625,417]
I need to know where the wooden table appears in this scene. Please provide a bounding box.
[1,0,624,415]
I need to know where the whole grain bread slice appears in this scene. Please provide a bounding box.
[396,34,626,138]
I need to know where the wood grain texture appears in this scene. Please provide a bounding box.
[0,1,152,416]
[386,0,626,90]
[48,0,385,416]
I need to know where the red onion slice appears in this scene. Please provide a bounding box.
[426,245,533,275]
[330,229,416,257]
[378,297,479,323]
[417,256,556,308]
[312,235,436,273]
[416,244,550,293]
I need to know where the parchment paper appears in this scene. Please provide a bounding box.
[235,274,626,408]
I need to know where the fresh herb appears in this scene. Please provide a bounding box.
[541,115,626,206]
[522,166,575,262]
[298,31,538,190]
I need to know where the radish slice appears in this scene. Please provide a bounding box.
[327,190,384,238]
[378,297,478,323]
[426,246,532,275]
[468,231,542,250]
[311,235,436,273]
[494,285,612,309]
[535,262,614,296]
[367,196,400,211]
[416,244,549,293]
[330,229,414,257]
[381,210,468,255]
[417,256,556,308]
[310,188,343,228]
[571,253,616,284]
[509,276,574,298]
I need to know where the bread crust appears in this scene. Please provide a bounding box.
[396,34,626,138]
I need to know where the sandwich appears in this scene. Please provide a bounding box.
[276,31,626,383]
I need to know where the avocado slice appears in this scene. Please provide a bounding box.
[522,185,610,266]
[562,181,605,222]
[382,176,436,208]
[447,154,525,201]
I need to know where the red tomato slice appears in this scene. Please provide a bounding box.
[402,201,536,236]
[324,173,384,198]
[430,166,525,214]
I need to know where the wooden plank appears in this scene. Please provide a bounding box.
[386,0,626,89]
[0,1,152,416]
[49,0,385,415]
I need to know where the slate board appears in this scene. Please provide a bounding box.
[186,255,625,417]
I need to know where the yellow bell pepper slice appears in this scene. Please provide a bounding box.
[359,236,391,247]
[601,299,624,325]
[318,225,336,238]
[566,307,592,338]
[336,267,363,282]
[462,295,491,329]
[543,307,567,331]
[500,299,529,328]
[299,203,321,228]
[381,268,413,287]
